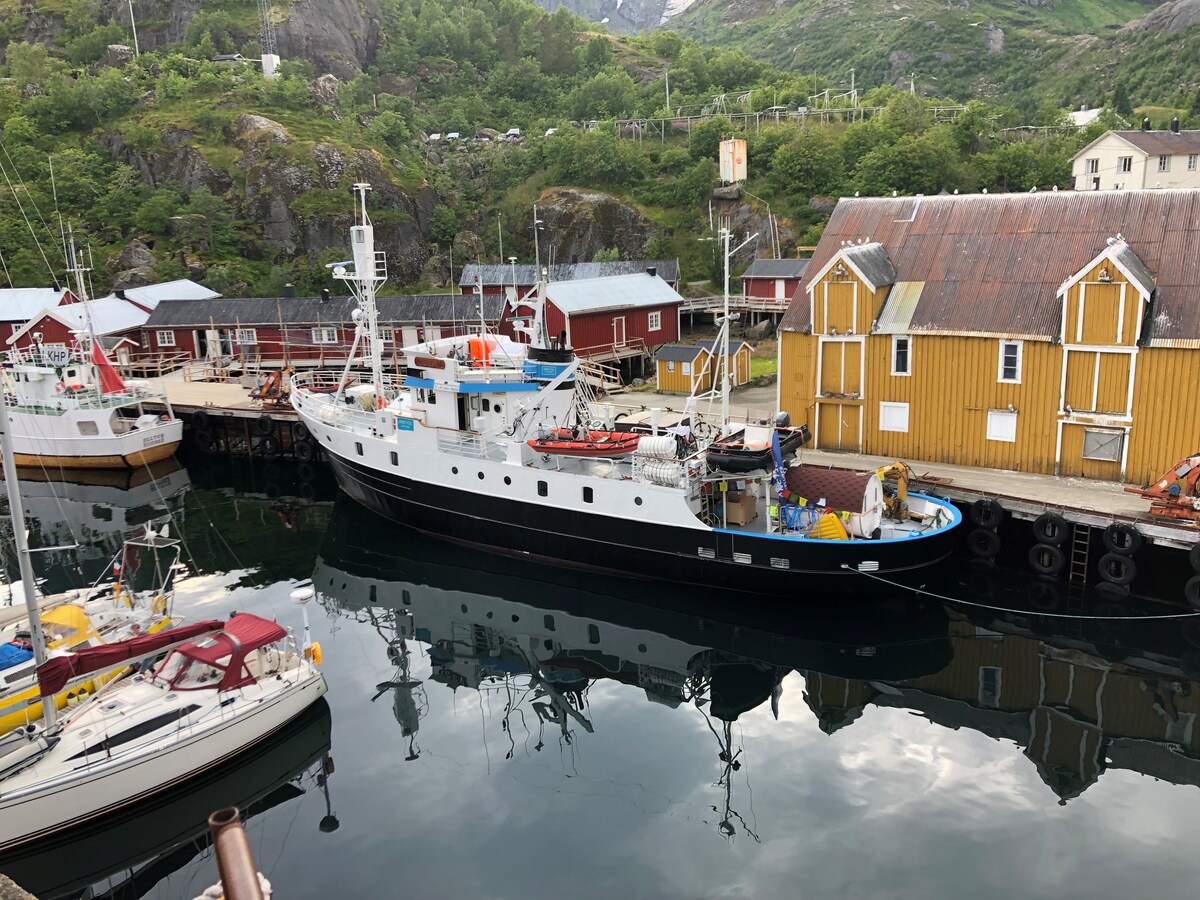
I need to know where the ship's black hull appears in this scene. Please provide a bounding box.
[326,453,960,595]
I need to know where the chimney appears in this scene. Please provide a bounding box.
[646,265,657,278]
[1171,117,1180,134]
[320,288,330,303]
[1142,117,1151,132]
[283,282,295,298]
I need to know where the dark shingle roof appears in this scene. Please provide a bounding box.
[145,295,505,328]
[742,258,809,279]
[697,338,751,356]
[1108,130,1200,156]
[460,259,680,287]
[780,191,1200,342]
[656,343,706,362]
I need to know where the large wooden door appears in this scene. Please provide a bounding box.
[817,402,861,451]
[818,339,862,396]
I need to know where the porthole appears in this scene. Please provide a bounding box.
[511,614,520,623]
[504,476,512,485]
[477,471,484,480]
[486,611,493,619]
[452,466,459,475]
[638,643,647,653]
[634,496,643,506]
[460,604,468,613]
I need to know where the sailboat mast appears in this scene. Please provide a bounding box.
[721,227,731,429]
[0,397,55,729]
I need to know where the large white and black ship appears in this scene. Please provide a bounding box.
[292,186,962,594]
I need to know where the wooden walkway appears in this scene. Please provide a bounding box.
[143,377,298,422]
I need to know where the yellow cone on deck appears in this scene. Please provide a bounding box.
[812,512,850,540]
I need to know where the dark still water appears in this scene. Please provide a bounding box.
[4,455,1200,899]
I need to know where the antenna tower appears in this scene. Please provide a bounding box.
[259,0,278,57]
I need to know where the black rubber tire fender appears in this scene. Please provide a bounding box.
[1028,542,1065,577]
[1102,522,1144,556]
[297,462,316,482]
[256,415,276,437]
[1098,551,1137,587]
[192,427,215,450]
[970,498,1004,530]
[1184,574,1200,610]
[294,438,316,463]
[292,421,311,442]
[191,409,211,432]
[1032,512,1069,546]
[1026,577,1065,611]
[1188,543,1200,574]
[259,434,282,457]
[967,527,1001,559]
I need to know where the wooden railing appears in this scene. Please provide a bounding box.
[573,337,648,361]
[118,351,191,378]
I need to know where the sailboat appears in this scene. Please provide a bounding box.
[290,186,961,594]
[0,530,181,735]
[1,236,182,469]
[0,381,327,853]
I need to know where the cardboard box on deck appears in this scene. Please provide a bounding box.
[724,492,757,525]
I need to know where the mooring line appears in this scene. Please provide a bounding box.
[839,564,1200,620]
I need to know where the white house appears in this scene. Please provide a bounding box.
[1072,126,1200,191]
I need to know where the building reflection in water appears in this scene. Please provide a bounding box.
[318,502,1200,819]
[316,503,955,840]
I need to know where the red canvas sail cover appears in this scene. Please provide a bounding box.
[37,619,223,697]
[170,613,289,691]
[92,343,127,394]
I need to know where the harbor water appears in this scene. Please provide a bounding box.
[2,453,1199,899]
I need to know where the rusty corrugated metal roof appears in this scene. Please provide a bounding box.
[780,190,1200,341]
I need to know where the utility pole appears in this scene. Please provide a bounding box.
[665,68,670,116]
[496,213,504,262]
[127,0,140,56]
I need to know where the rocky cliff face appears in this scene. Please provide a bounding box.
[101,112,436,282]
[52,0,383,77]
[535,0,672,32]
[532,187,656,264]
[1124,0,1200,32]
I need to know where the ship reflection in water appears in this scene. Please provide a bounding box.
[316,501,1200,852]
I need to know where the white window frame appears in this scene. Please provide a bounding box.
[378,325,395,343]
[647,310,661,332]
[1158,154,1171,173]
[666,360,675,373]
[312,327,338,345]
[1189,154,1198,172]
[890,335,911,376]
[986,409,1018,443]
[681,361,691,376]
[997,340,1022,384]
[1082,428,1124,462]
[10,324,21,335]
[235,328,257,345]
[1118,156,1132,173]
[156,330,176,347]
[879,401,910,433]
[1085,158,1099,174]
[979,666,1002,708]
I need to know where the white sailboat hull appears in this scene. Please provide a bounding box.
[7,408,182,468]
[0,672,327,851]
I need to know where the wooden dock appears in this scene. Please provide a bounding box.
[143,377,298,422]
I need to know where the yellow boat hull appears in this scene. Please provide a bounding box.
[10,441,179,470]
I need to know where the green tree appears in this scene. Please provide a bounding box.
[1112,82,1133,117]
[687,116,734,163]
[133,189,183,235]
[592,246,620,262]
[429,205,460,246]
[772,128,843,197]
[5,42,60,86]
[581,37,612,74]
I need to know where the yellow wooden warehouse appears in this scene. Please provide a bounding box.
[777,190,1200,486]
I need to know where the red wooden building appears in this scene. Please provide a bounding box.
[538,273,683,369]
[459,260,681,298]
[741,258,809,301]
[0,287,77,338]
[141,293,509,368]
[7,296,149,355]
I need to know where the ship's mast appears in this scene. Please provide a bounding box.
[335,184,387,419]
